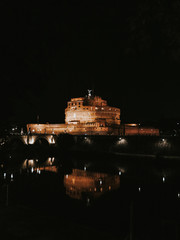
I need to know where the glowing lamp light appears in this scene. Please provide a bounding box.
[117,138,127,145]
[29,137,35,144]
[178,193,180,198]
[11,173,14,181]
[163,177,165,182]
[138,187,141,192]
[28,160,34,166]
[3,173,6,179]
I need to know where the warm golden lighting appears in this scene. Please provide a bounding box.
[26,92,159,137]
[64,169,120,200]
[27,93,121,135]
[123,124,159,136]
[22,158,58,173]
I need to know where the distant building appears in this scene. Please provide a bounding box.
[121,123,159,136]
[27,92,121,135]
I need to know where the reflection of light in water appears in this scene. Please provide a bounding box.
[34,166,57,173]
[22,159,35,169]
[46,157,55,166]
[64,169,120,201]
[22,158,57,173]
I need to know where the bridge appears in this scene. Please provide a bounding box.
[4,134,180,159]
[6,133,57,148]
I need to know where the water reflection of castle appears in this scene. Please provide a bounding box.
[64,169,120,201]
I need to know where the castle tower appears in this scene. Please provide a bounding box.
[65,93,120,134]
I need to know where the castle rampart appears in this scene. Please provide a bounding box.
[27,93,121,135]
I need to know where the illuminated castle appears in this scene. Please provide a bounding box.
[27,90,121,135]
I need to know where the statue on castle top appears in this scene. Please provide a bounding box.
[88,89,92,97]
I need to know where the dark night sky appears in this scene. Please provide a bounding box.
[1,1,180,126]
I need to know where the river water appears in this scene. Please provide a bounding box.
[0,150,180,239]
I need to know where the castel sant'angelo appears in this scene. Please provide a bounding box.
[27,90,159,136]
[27,90,121,135]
